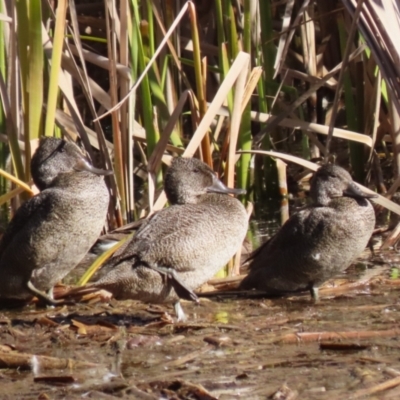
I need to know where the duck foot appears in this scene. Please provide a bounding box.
[26,281,74,306]
[147,264,199,303]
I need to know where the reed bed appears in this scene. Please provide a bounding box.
[1,0,400,273]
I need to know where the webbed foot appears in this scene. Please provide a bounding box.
[27,281,75,306]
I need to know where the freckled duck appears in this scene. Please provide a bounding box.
[240,164,376,301]
[0,137,111,304]
[89,157,249,321]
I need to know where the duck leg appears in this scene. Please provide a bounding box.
[174,301,187,322]
[145,264,199,303]
[310,286,319,302]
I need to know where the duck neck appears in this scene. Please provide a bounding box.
[312,191,332,206]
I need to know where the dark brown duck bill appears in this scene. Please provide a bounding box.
[74,158,113,176]
[206,175,246,196]
[344,181,378,200]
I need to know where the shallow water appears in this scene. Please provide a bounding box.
[1,247,400,399]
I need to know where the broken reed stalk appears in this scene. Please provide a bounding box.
[0,350,101,370]
[277,328,400,344]
[349,375,400,399]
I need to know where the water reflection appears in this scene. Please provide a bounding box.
[251,195,308,246]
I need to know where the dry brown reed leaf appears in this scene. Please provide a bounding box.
[325,0,364,156]
[381,224,400,250]
[283,68,337,89]
[184,52,251,158]
[241,67,263,114]
[0,65,18,152]
[367,70,382,161]
[55,110,113,151]
[147,91,191,174]
[0,186,29,206]
[343,0,400,115]
[152,2,190,83]
[274,0,311,79]
[250,109,373,146]
[42,27,97,162]
[226,53,250,188]
[238,149,400,216]
[276,158,288,197]
[0,13,11,23]
[274,0,294,78]
[62,56,112,110]
[147,91,194,211]
[104,0,125,222]
[62,12,118,225]
[148,172,156,215]
[239,149,320,170]
[0,350,101,370]
[106,0,121,41]
[301,5,317,80]
[278,328,400,345]
[276,159,289,224]
[0,169,34,197]
[300,4,318,157]
[349,375,400,399]
[389,96,400,176]
[255,44,366,143]
[95,1,192,121]
[68,45,131,78]
[152,52,252,212]
[215,105,372,148]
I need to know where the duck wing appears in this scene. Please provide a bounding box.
[0,194,50,257]
[93,205,208,301]
[104,205,207,269]
[240,206,330,291]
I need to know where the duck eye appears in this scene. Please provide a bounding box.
[193,168,200,173]
[57,143,66,153]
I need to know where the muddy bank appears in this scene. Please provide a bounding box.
[0,251,400,399]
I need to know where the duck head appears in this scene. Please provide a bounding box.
[164,157,246,205]
[310,164,377,206]
[31,137,112,191]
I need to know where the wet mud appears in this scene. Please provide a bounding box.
[1,249,400,399]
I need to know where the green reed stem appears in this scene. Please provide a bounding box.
[236,0,252,199]
[339,16,364,181]
[258,0,279,200]
[131,0,159,158]
[27,0,44,175]
[45,0,67,138]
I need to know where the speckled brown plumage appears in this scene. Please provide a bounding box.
[91,157,249,320]
[0,137,110,302]
[240,164,376,300]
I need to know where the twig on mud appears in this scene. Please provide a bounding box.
[201,274,375,297]
[0,350,101,370]
[276,328,400,344]
[385,367,400,377]
[163,347,211,367]
[349,375,400,399]
[373,278,400,286]
[318,280,371,296]
[139,379,217,400]
[319,342,369,351]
